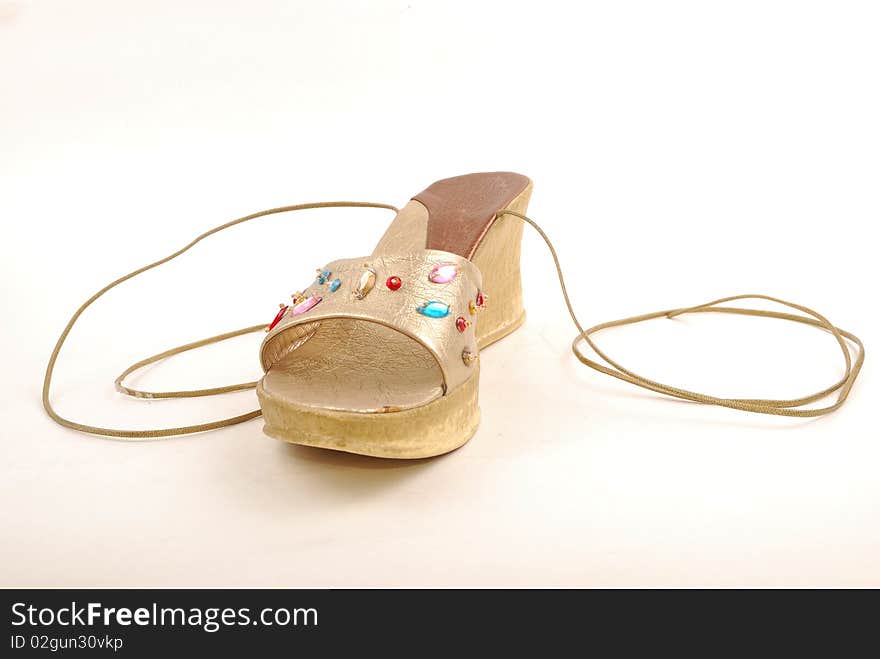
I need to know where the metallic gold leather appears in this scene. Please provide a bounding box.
[363,186,534,349]
[260,250,483,408]
[371,199,429,256]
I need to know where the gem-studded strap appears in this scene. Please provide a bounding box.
[260,251,483,394]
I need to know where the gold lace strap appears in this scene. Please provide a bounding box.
[42,202,399,439]
[43,204,865,439]
[498,210,864,417]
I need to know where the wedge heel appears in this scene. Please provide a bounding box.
[471,182,531,348]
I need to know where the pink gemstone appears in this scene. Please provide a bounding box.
[428,263,458,284]
[290,295,322,317]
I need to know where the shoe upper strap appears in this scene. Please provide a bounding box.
[260,250,484,395]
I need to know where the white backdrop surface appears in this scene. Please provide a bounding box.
[1,0,877,586]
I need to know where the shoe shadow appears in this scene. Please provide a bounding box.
[285,442,435,470]
[263,440,440,501]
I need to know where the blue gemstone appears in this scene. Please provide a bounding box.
[417,301,451,318]
[316,269,331,285]
[329,278,341,292]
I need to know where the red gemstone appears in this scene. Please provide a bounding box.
[476,291,485,307]
[267,305,288,331]
[386,276,402,291]
[455,316,468,333]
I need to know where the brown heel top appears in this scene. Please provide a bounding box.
[414,172,531,259]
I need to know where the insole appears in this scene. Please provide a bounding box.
[260,319,443,412]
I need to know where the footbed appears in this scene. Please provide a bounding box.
[260,319,444,413]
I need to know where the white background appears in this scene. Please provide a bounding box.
[2,0,877,586]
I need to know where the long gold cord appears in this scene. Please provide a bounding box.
[497,210,864,417]
[41,202,399,439]
[42,204,864,438]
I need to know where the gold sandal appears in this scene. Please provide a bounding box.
[42,172,866,456]
[257,173,531,457]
